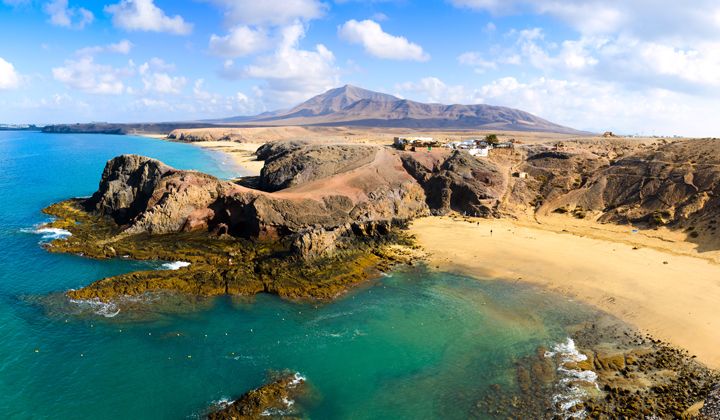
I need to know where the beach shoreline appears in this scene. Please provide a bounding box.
[135,133,264,178]
[410,215,720,368]
[189,140,264,177]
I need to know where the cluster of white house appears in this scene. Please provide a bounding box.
[446,139,515,157]
[393,136,515,157]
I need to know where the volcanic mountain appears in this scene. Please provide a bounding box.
[216,85,582,133]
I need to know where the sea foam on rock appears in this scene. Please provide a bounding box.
[545,337,599,418]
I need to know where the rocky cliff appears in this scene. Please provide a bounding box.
[536,139,720,244]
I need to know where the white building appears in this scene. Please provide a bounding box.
[468,147,490,157]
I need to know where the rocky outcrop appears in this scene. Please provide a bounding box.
[79,150,429,255]
[401,150,505,216]
[255,140,308,162]
[84,155,173,224]
[207,372,307,419]
[258,144,376,191]
[542,139,720,233]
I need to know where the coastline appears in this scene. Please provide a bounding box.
[135,133,264,177]
[410,215,720,369]
[189,141,264,177]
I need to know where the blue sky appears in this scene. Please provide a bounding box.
[1,0,719,136]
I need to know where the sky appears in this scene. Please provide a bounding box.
[1,0,719,136]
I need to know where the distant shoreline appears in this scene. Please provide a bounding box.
[410,215,720,369]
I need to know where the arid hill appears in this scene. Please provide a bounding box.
[41,85,584,135]
[216,85,583,133]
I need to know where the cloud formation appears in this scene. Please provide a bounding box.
[105,0,192,35]
[339,19,429,61]
[209,26,269,58]
[244,23,339,106]
[43,0,94,29]
[0,57,21,90]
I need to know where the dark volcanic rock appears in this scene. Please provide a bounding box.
[84,154,173,224]
[255,140,308,162]
[701,384,720,419]
[207,372,307,419]
[258,144,376,191]
[401,150,504,216]
[76,152,427,257]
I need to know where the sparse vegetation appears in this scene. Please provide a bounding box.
[484,133,499,145]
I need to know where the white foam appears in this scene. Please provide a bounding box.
[23,226,72,241]
[545,337,599,419]
[211,398,232,409]
[160,261,191,270]
[68,297,120,318]
[289,372,306,387]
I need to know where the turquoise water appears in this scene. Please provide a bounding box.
[0,132,595,419]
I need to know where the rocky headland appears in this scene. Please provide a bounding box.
[42,136,720,303]
[39,135,720,417]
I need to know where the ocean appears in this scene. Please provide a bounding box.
[0,131,597,419]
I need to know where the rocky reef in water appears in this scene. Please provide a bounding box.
[476,315,720,418]
[207,371,308,419]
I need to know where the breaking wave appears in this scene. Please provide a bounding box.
[545,337,599,419]
[160,261,191,270]
[22,226,72,241]
[67,297,120,318]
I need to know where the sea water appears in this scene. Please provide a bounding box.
[0,131,597,419]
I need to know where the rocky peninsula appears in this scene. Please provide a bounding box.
[39,134,720,417]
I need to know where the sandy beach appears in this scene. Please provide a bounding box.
[190,141,264,177]
[410,215,720,368]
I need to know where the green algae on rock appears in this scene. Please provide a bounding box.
[43,199,419,302]
[37,150,433,303]
[476,315,720,419]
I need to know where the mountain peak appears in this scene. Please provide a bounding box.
[223,85,583,134]
[282,85,399,117]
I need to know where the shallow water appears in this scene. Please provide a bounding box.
[0,132,598,419]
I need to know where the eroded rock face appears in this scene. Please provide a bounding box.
[80,152,427,259]
[84,154,172,224]
[544,139,720,231]
[259,144,377,191]
[402,150,505,216]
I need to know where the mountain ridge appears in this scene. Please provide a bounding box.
[215,85,585,134]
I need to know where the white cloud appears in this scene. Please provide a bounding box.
[457,52,497,72]
[396,77,468,104]
[339,19,429,61]
[43,0,94,29]
[52,56,131,94]
[450,0,720,42]
[137,58,185,94]
[105,0,192,35]
[0,57,21,89]
[208,0,326,26]
[397,75,720,136]
[76,40,133,56]
[209,26,269,58]
[141,72,186,94]
[243,23,339,106]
